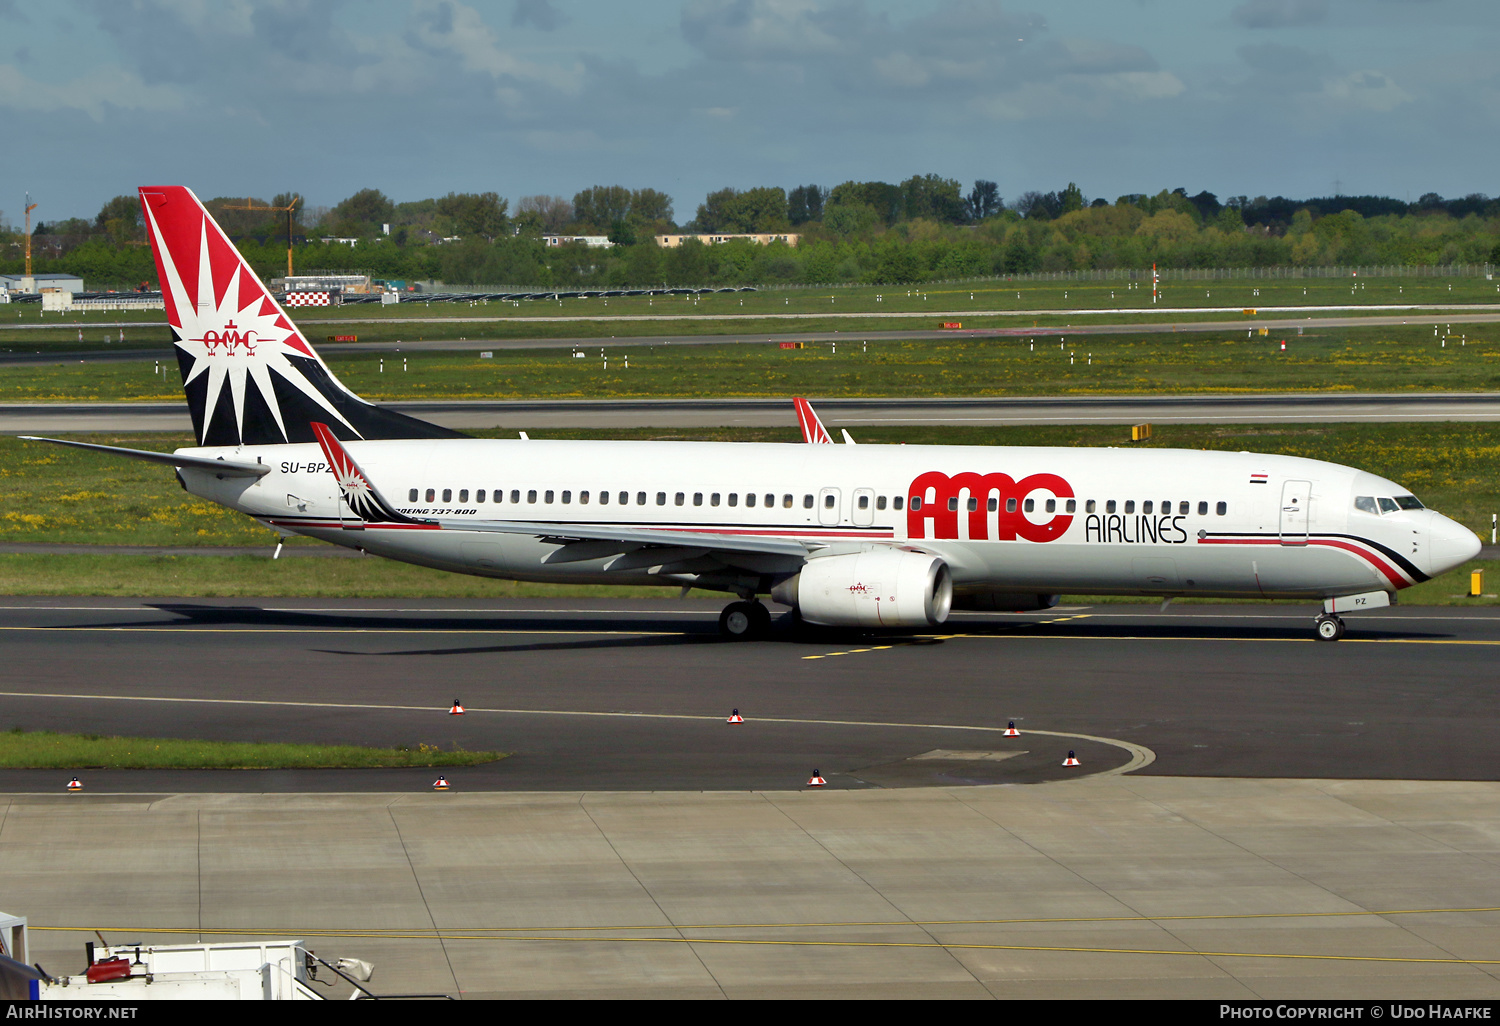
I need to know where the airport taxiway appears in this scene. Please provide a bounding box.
[1,598,1499,792]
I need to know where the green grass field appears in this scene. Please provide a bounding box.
[3,325,1498,402]
[0,728,503,769]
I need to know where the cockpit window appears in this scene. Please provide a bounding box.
[1377,497,1399,514]
[1354,496,1378,514]
[1394,495,1424,510]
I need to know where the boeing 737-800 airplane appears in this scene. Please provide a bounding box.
[23,187,1483,641]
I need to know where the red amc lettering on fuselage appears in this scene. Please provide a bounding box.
[907,471,1075,543]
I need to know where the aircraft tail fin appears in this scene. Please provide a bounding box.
[793,396,833,444]
[139,186,463,447]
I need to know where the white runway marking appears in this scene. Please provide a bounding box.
[0,690,1155,775]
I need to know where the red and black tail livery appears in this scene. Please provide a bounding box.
[140,186,462,447]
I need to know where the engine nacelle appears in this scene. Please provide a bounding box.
[773,550,952,628]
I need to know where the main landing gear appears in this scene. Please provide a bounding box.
[1315,614,1346,642]
[719,600,772,639]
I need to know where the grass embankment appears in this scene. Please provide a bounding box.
[0,728,503,769]
[3,325,1499,402]
[1,422,1498,602]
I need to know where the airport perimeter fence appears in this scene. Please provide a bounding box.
[757,263,1498,290]
[96,262,1481,307]
[410,263,1496,297]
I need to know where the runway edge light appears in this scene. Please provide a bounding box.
[449,699,465,715]
[1063,751,1081,767]
[432,776,451,791]
[66,776,82,792]
[1004,721,1020,737]
[727,708,744,724]
[807,770,826,787]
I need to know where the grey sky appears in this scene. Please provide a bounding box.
[2,0,1496,223]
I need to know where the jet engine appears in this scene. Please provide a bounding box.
[772,549,952,628]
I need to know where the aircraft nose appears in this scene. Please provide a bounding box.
[1426,511,1482,576]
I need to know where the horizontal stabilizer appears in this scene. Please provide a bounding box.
[19,436,270,477]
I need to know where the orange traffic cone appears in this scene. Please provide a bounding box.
[727,708,744,724]
[66,776,82,792]
[1062,751,1081,767]
[807,769,826,787]
[1003,721,1020,737]
[449,699,465,715]
[432,776,451,791]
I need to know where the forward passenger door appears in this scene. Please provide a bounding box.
[1279,480,1311,546]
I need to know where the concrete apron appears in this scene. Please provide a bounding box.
[4,776,1500,999]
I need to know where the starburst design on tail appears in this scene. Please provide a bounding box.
[142,188,359,446]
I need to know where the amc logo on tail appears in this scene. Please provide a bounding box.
[907,471,1074,543]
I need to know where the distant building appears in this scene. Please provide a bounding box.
[0,272,84,293]
[274,274,373,293]
[656,233,799,248]
[542,235,615,248]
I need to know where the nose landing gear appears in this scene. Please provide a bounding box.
[719,600,772,639]
[1315,614,1345,642]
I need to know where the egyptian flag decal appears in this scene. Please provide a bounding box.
[1250,473,1269,485]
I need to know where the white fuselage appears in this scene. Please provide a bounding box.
[177,438,1480,602]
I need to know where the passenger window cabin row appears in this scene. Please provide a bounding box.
[909,496,1231,516]
[405,488,891,509]
[405,487,1230,518]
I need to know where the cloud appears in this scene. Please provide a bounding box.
[407,0,582,92]
[1231,0,1328,29]
[512,0,567,31]
[1237,42,1317,74]
[1323,69,1412,112]
[0,62,184,120]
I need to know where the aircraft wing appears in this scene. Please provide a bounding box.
[441,517,814,558]
[19,436,271,478]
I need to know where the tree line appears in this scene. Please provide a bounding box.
[3,179,1498,290]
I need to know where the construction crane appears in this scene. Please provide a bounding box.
[222,195,300,277]
[23,193,37,283]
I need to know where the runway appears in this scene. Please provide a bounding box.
[9,391,1500,433]
[1,598,1498,793]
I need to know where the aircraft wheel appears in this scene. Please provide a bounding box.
[719,601,766,639]
[1315,615,1345,642]
[748,601,772,634]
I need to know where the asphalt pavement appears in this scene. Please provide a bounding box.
[1,598,1497,793]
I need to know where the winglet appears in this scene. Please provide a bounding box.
[793,397,833,444]
[309,422,427,524]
